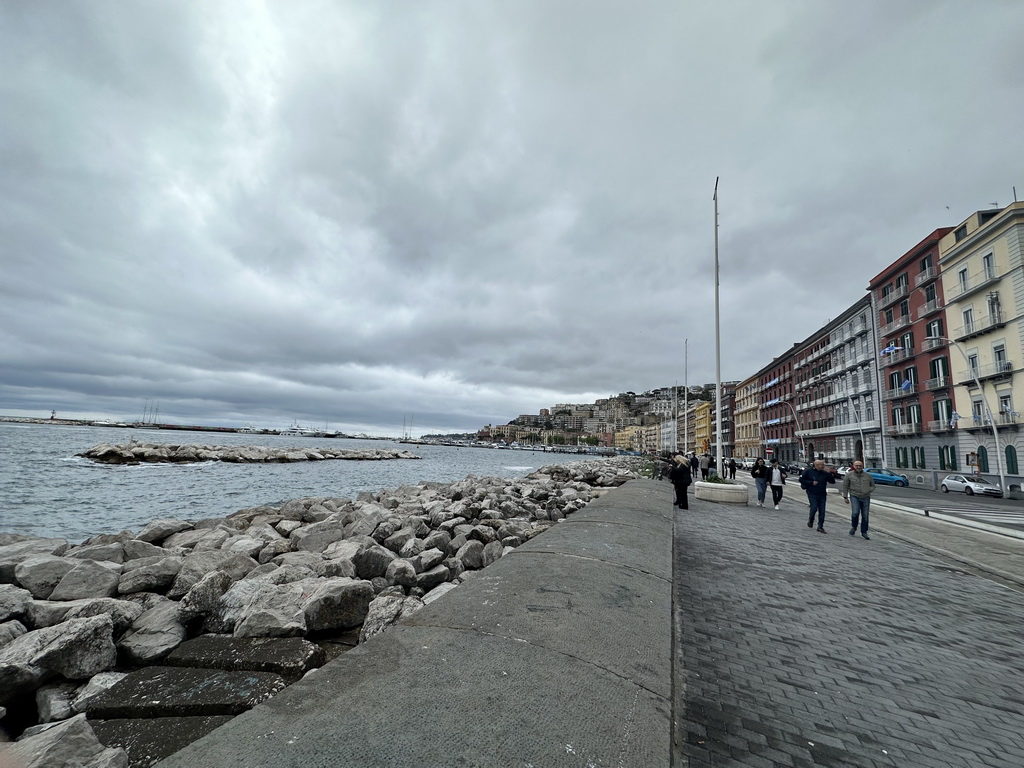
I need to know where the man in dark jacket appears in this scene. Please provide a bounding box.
[800,459,836,533]
[669,455,692,509]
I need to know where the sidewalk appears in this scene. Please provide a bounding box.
[157,479,675,767]
[675,479,1024,766]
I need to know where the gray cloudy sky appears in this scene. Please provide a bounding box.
[2,1,1023,436]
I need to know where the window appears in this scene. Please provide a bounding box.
[901,332,914,351]
[940,445,958,470]
[994,344,1008,372]
[885,308,894,325]
[977,445,989,473]
[899,299,910,318]
[958,267,969,291]
[930,357,949,382]
[983,253,995,279]
[908,404,921,425]
[882,283,893,299]
[926,319,943,339]
[962,307,974,333]
[1006,446,1019,475]
[920,254,932,272]
[892,405,905,426]
[933,398,952,423]
[968,353,979,377]
[954,225,967,242]
[972,399,984,423]
[889,372,901,391]
[904,366,917,386]
[896,273,909,290]
[924,283,936,303]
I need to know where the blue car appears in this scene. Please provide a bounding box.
[864,467,908,487]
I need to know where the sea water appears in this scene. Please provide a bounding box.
[0,423,546,542]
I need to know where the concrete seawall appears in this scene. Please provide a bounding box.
[156,479,673,767]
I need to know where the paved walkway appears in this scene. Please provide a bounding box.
[674,479,1024,767]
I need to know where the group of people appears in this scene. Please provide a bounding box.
[662,452,876,538]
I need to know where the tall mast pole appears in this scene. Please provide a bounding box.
[684,339,689,453]
[714,177,723,476]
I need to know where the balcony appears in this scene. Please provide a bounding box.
[877,283,909,308]
[945,269,1000,302]
[887,422,923,437]
[883,384,918,400]
[953,311,1005,341]
[923,375,950,391]
[961,412,1022,431]
[879,316,911,336]
[921,336,947,351]
[926,419,954,433]
[915,299,944,320]
[883,347,915,365]
[914,266,938,287]
[956,360,1014,385]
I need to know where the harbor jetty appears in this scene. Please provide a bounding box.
[78,442,421,465]
[0,457,641,767]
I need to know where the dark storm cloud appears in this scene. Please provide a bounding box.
[1,0,1022,434]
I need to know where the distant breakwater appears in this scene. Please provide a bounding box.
[78,441,421,465]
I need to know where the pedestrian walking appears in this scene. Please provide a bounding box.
[751,458,769,507]
[800,459,836,533]
[767,458,787,509]
[699,453,711,481]
[689,453,699,480]
[842,460,876,540]
[669,454,692,509]
[727,458,737,479]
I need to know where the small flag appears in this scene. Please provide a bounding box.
[880,343,904,356]
[901,379,912,391]
[950,411,961,428]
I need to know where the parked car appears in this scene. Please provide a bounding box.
[940,474,1003,497]
[864,468,908,487]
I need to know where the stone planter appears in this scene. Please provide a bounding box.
[694,481,748,505]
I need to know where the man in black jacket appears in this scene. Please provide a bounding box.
[669,455,693,509]
[800,459,836,533]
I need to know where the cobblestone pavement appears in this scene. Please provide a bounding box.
[673,489,1024,767]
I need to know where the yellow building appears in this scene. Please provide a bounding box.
[614,426,639,451]
[938,202,1024,480]
[733,373,761,459]
[693,401,713,455]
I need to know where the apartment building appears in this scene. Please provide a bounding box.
[790,297,883,465]
[733,373,761,459]
[758,350,799,463]
[939,202,1024,479]
[677,406,698,455]
[868,228,954,470]
[693,401,713,454]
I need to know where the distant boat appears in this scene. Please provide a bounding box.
[238,424,261,434]
[91,420,128,428]
[280,423,324,437]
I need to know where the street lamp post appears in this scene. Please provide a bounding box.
[937,336,1006,492]
[777,398,806,462]
[713,178,723,477]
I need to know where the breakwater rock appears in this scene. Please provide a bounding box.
[0,456,641,767]
[78,441,421,465]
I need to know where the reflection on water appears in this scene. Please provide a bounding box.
[0,424,545,541]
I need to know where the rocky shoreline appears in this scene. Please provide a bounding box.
[78,442,421,465]
[0,456,642,767]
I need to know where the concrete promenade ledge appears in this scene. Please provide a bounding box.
[156,479,1024,767]
[157,479,674,767]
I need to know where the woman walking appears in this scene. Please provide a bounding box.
[669,454,693,509]
[768,458,788,510]
[751,458,769,507]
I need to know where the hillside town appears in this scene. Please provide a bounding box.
[476,202,1024,483]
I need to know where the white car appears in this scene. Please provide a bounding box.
[940,474,1003,498]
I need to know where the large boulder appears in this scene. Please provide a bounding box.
[299,577,374,632]
[232,583,306,638]
[25,597,144,636]
[352,544,397,579]
[0,615,117,704]
[290,519,348,553]
[168,551,259,599]
[136,518,193,544]
[2,713,128,768]
[118,556,183,594]
[36,680,78,722]
[384,558,417,588]
[49,559,121,601]
[0,538,69,583]
[177,570,234,625]
[0,619,27,647]
[454,540,485,570]
[14,554,77,599]
[118,601,186,665]
[65,542,126,564]
[0,583,31,621]
[359,593,425,643]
